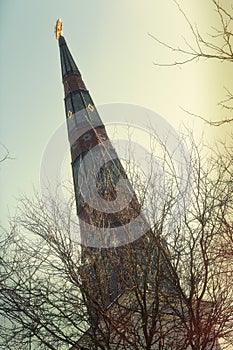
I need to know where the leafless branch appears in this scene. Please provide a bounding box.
[150,0,233,126]
[181,106,233,126]
[0,144,14,163]
[0,133,232,349]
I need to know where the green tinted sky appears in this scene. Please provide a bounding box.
[0,0,232,224]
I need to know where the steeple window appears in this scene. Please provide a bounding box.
[98,133,107,141]
[65,95,76,133]
[82,133,92,142]
[72,91,85,113]
[81,91,103,128]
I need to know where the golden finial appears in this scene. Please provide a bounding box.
[55,18,63,39]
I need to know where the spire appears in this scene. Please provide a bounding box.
[58,36,81,79]
[56,21,177,321]
[56,19,105,164]
[55,19,81,80]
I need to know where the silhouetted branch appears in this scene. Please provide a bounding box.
[0,144,14,163]
[150,0,233,126]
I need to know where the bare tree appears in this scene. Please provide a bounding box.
[0,193,88,349]
[150,0,233,126]
[0,133,232,349]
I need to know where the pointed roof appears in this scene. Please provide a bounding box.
[58,36,81,79]
[55,19,81,79]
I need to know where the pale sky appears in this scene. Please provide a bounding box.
[0,0,232,225]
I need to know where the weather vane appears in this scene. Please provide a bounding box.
[55,19,63,39]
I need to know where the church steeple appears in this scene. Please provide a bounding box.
[56,20,176,321]
[56,19,141,237]
[56,19,145,309]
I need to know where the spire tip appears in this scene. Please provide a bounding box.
[55,18,63,40]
